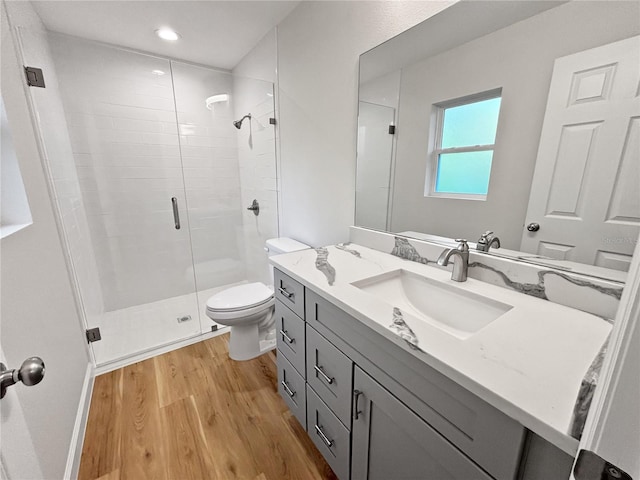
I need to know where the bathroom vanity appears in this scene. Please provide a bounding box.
[271,243,612,480]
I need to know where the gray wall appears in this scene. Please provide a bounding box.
[389,1,640,249]
[276,0,454,247]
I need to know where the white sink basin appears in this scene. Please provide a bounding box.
[352,269,513,339]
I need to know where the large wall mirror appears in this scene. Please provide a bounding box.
[356,1,639,282]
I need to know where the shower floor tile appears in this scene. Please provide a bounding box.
[90,281,246,366]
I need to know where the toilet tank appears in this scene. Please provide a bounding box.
[265,238,309,284]
[265,237,310,256]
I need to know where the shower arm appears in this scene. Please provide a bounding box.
[233,113,252,129]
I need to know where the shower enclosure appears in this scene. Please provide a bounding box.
[18,30,279,365]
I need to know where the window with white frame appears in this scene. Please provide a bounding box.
[425,89,502,200]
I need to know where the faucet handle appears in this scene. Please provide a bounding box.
[481,230,494,238]
[454,239,469,252]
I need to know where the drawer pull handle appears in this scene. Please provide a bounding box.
[314,365,335,385]
[281,380,296,398]
[279,329,295,344]
[314,424,334,448]
[278,287,294,299]
[354,389,363,420]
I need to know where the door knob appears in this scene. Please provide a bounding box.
[0,357,45,399]
[527,222,540,232]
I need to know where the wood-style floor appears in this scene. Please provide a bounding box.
[79,334,337,480]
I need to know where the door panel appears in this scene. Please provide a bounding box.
[0,350,43,480]
[522,35,640,270]
[351,367,493,480]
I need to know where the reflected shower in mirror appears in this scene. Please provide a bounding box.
[356,1,640,281]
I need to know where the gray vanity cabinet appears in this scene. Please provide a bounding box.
[277,353,307,429]
[275,270,308,433]
[306,325,353,427]
[306,385,351,480]
[274,268,305,318]
[275,300,306,376]
[274,269,569,480]
[351,366,493,480]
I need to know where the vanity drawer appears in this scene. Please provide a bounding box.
[275,300,306,376]
[306,384,350,480]
[306,325,353,428]
[274,269,305,318]
[277,353,307,430]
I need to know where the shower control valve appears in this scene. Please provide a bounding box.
[247,199,260,216]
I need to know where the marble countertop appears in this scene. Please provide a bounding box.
[270,243,612,455]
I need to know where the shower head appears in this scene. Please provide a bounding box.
[233,113,251,129]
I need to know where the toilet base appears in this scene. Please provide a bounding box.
[228,324,276,361]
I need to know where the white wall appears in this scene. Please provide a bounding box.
[1,2,90,478]
[389,1,640,249]
[276,1,455,247]
[232,29,277,84]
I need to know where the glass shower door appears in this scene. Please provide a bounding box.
[46,34,203,364]
[171,63,280,332]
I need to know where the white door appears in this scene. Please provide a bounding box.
[521,36,640,271]
[0,349,44,480]
[571,235,640,479]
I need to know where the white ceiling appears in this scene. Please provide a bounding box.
[32,1,299,70]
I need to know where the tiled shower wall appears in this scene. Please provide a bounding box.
[50,34,246,311]
[172,62,246,291]
[233,76,279,285]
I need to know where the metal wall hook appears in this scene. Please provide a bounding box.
[1,357,45,399]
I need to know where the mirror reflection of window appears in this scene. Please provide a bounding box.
[426,89,502,200]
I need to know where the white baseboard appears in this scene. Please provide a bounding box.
[95,327,229,376]
[64,362,95,480]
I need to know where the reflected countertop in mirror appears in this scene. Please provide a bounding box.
[355,1,640,282]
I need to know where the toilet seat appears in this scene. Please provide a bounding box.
[206,282,274,320]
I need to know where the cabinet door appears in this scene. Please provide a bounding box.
[352,367,493,480]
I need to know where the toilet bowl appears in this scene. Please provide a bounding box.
[206,237,309,361]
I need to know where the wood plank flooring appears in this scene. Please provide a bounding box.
[79,334,337,480]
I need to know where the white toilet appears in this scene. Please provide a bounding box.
[206,237,309,361]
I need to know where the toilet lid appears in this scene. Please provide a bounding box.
[206,283,274,312]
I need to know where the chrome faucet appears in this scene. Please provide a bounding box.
[476,231,501,252]
[437,239,469,282]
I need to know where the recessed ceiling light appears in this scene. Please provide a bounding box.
[155,28,180,41]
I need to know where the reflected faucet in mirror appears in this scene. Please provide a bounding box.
[437,239,469,282]
[477,231,501,252]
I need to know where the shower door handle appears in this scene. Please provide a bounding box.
[171,197,181,230]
